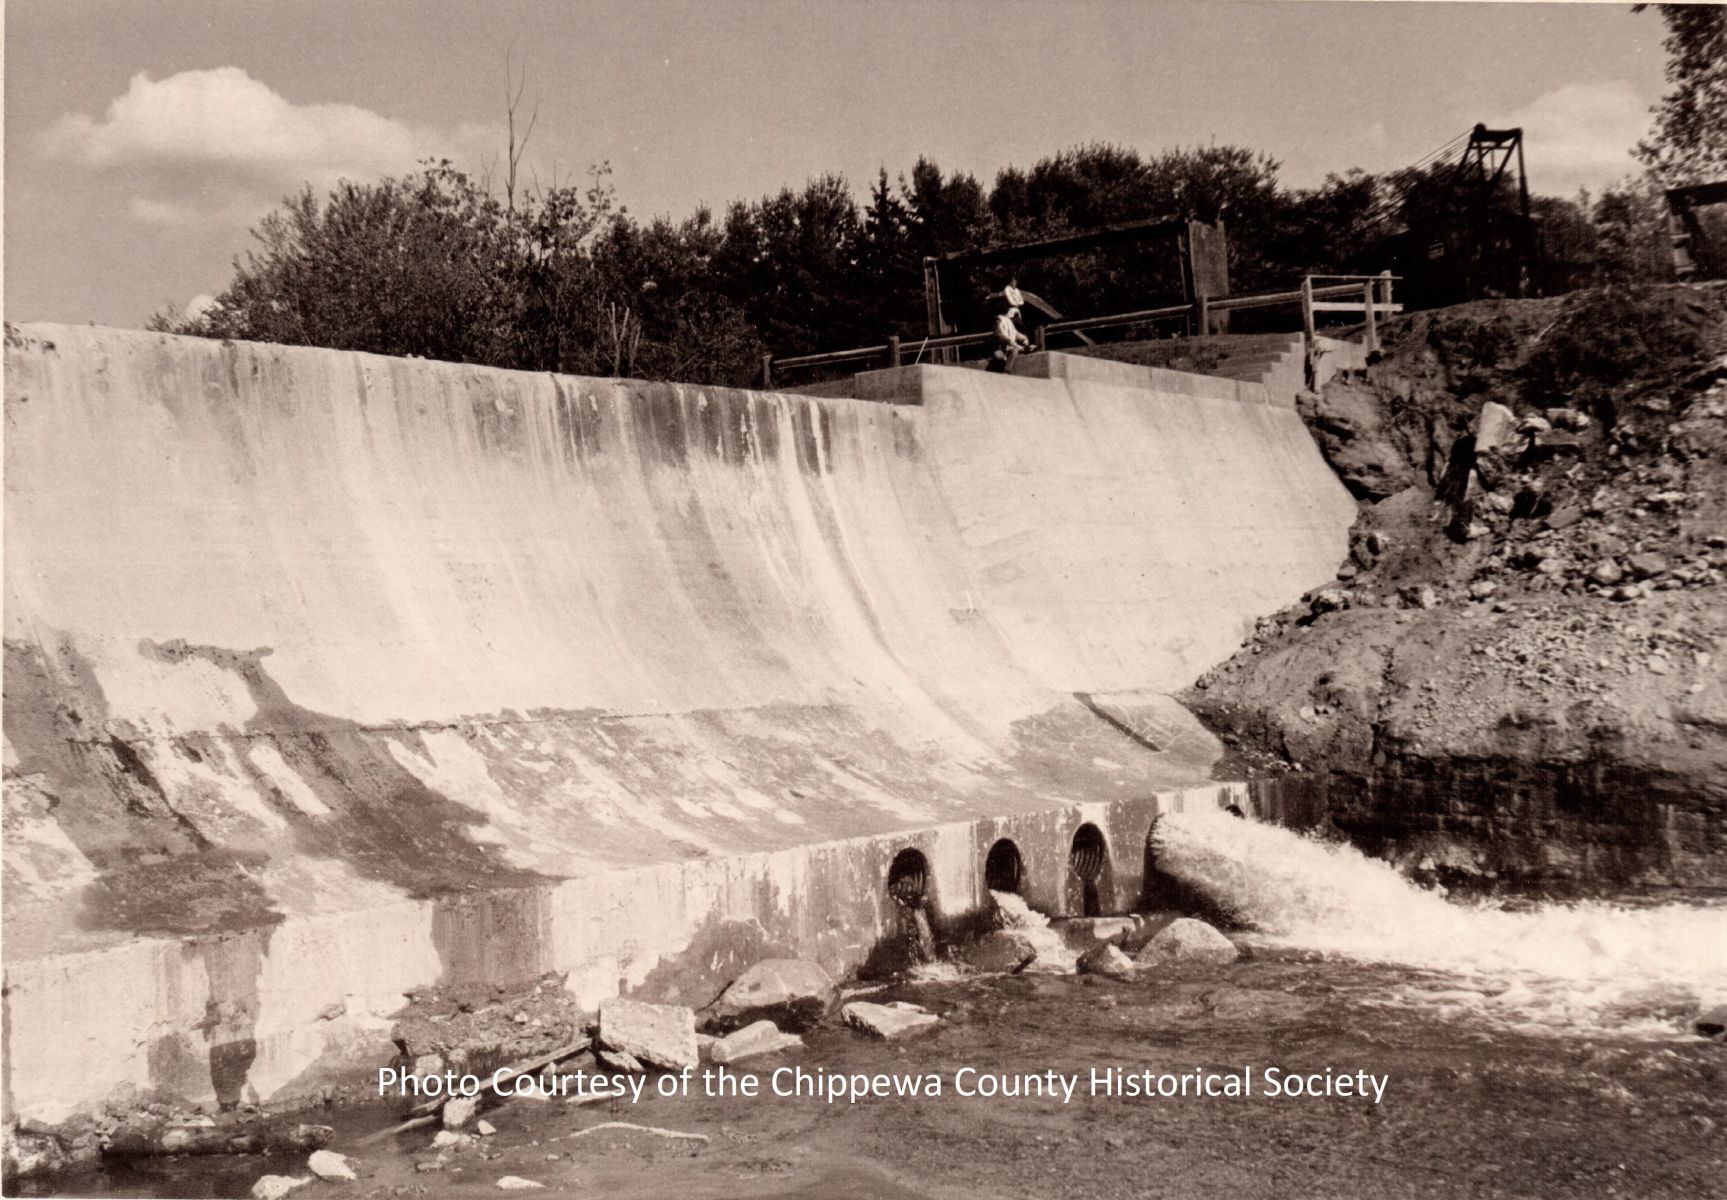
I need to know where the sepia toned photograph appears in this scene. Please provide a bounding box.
[3,2,1724,1197]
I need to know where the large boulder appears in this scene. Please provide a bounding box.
[708,1020,804,1065]
[597,998,698,1071]
[1131,918,1239,966]
[705,959,837,1033]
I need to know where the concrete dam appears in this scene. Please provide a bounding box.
[1,323,1355,1123]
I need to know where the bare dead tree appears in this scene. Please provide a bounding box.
[503,41,540,214]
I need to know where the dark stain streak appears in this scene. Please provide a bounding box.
[1074,692,1166,754]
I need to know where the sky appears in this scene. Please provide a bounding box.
[5,0,1673,329]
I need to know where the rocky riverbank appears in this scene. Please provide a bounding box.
[1188,284,1727,888]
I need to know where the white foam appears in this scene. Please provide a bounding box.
[1151,810,1727,1037]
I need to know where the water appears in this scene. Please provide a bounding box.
[1150,809,1727,1037]
[988,890,1078,973]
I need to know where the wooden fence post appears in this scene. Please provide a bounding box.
[1195,294,1210,337]
[1035,326,1047,353]
[760,353,773,389]
[888,335,901,368]
[1362,281,1377,351]
[1300,276,1316,342]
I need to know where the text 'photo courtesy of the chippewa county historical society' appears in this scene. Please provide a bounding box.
[3,2,1727,1198]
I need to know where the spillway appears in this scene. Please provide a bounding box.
[2,325,1354,1121]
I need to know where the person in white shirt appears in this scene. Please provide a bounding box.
[989,306,1031,372]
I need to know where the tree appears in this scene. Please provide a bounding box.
[1635,4,1727,184]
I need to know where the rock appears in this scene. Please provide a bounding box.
[1517,413,1553,435]
[705,959,838,1034]
[1132,918,1239,966]
[1296,382,1418,501]
[2,1129,67,1180]
[1054,916,1141,952]
[841,1001,941,1040]
[1366,530,1391,556]
[1647,655,1672,675]
[442,1095,479,1130]
[597,1049,645,1074]
[1544,504,1584,531]
[962,929,1039,973]
[1530,430,1583,456]
[431,1131,469,1150]
[1590,560,1624,586]
[1611,584,1644,602]
[1399,584,1439,610]
[476,1120,496,1137]
[251,1176,312,1200]
[1696,1004,1727,1037]
[597,997,698,1071]
[415,1160,445,1173]
[1309,587,1351,615]
[1628,552,1669,580]
[1475,401,1518,454]
[1468,580,1497,600]
[1077,944,1137,979]
[708,1019,804,1065]
[496,1177,545,1190]
[307,1150,357,1182]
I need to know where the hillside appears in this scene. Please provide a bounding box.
[1184,284,1727,889]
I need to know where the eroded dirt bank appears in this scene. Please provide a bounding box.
[1187,284,1727,888]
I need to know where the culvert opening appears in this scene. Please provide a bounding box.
[887,848,931,910]
[1068,823,1109,917]
[885,848,935,966]
[984,839,1023,893]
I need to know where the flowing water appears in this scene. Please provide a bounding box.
[21,812,1727,1199]
[1151,809,1727,1038]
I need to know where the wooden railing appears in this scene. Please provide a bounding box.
[761,272,1401,387]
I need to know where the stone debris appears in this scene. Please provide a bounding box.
[1077,944,1138,979]
[961,929,1039,974]
[1695,1004,1727,1038]
[705,959,837,1033]
[1475,400,1517,454]
[1054,916,1142,952]
[567,1121,709,1144]
[250,1175,312,1200]
[842,1000,941,1040]
[307,1149,357,1181]
[597,997,699,1072]
[496,1176,545,1190]
[442,1095,479,1129]
[476,1120,497,1137]
[708,1019,804,1065]
[1132,918,1240,966]
[597,1049,645,1074]
[431,1130,472,1150]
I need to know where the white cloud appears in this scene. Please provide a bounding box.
[1488,80,1653,199]
[42,68,495,224]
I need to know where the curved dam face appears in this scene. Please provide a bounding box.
[1,325,1353,1121]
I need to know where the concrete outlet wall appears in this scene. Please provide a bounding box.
[2,324,1354,1122]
